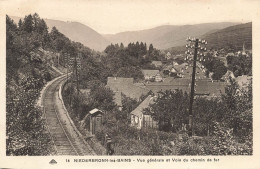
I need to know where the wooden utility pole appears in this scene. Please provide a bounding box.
[188,39,198,137]
[65,53,69,82]
[72,53,81,96]
[74,53,79,95]
[186,37,207,137]
[68,53,74,106]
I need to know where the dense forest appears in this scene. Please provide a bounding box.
[6,13,95,155]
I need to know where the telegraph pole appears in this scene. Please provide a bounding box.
[74,53,81,96]
[68,53,74,106]
[185,37,207,137]
[64,53,69,82]
[188,39,198,137]
[74,53,78,95]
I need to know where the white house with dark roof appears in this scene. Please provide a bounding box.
[151,61,163,68]
[130,95,158,129]
[142,69,160,80]
[142,69,163,82]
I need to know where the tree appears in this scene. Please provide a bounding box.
[143,90,189,132]
[148,44,154,54]
[120,94,139,122]
[193,97,226,136]
[116,66,144,81]
[32,13,41,30]
[6,15,17,49]
[18,19,23,29]
[211,59,227,80]
[88,85,116,112]
[49,27,70,51]
[120,43,124,49]
[104,44,117,55]
[221,78,252,138]
[227,53,252,77]
[23,14,34,33]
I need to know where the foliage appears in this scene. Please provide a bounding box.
[120,94,139,122]
[226,53,252,77]
[6,14,62,155]
[95,114,177,155]
[62,81,116,120]
[193,97,226,136]
[143,90,189,132]
[6,13,95,155]
[6,76,53,155]
[221,78,252,139]
[115,66,144,82]
[101,42,163,82]
[173,122,252,155]
[202,54,227,80]
[80,56,111,85]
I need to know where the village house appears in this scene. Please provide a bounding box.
[163,65,178,77]
[236,75,252,89]
[151,61,163,68]
[107,75,227,116]
[106,77,149,101]
[155,73,163,82]
[172,54,185,60]
[145,78,191,94]
[142,69,162,82]
[222,70,235,82]
[130,95,158,129]
[145,78,227,98]
[194,79,227,98]
[165,52,171,60]
[172,63,206,79]
[172,61,179,66]
[173,62,188,72]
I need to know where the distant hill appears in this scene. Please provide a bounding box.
[10,16,247,51]
[10,16,111,51]
[167,22,252,55]
[202,22,252,50]
[104,22,239,49]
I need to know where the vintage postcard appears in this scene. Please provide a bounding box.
[0,0,260,168]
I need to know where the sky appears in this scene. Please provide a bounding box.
[1,0,259,34]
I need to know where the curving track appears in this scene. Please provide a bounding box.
[43,76,95,155]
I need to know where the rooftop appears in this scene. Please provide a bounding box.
[106,77,149,100]
[107,77,134,84]
[89,108,103,115]
[130,95,154,117]
[142,69,160,77]
[151,61,163,67]
[145,78,227,96]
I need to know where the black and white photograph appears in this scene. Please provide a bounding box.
[1,0,260,168]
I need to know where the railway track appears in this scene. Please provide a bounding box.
[43,76,95,155]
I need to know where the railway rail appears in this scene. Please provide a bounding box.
[42,76,95,155]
